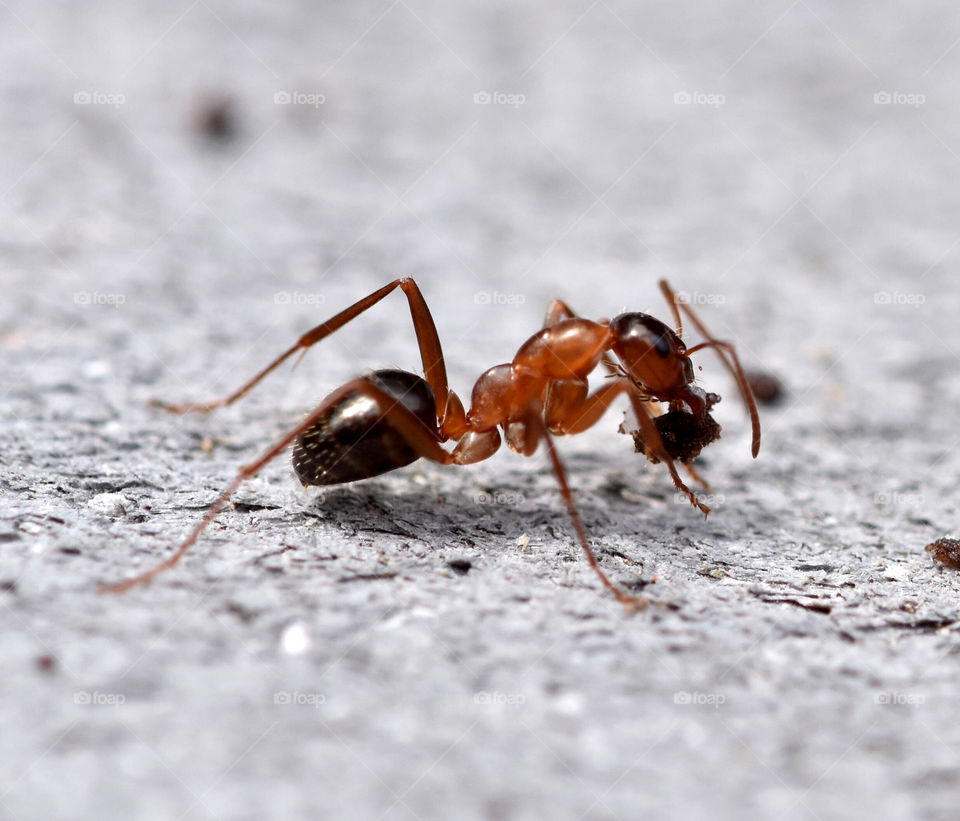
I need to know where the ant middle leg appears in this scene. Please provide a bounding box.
[545,378,628,435]
[509,407,648,610]
[542,298,580,328]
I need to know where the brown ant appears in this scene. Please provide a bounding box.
[101,278,760,608]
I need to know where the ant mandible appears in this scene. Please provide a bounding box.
[101,278,760,609]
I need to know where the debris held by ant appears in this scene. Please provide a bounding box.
[744,370,784,405]
[651,410,722,464]
[926,538,960,569]
[621,393,723,465]
[101,278,760,608]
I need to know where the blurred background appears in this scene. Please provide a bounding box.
[3,2,960,819]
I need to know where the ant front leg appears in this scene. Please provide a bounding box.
[679,460,711,492]
[152,278,468,435]
[620,401,712,493]
[545,378,628,435]
[625,390,711,516]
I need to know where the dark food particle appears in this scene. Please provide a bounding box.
[630,410,722,464]
[926,538,960,569]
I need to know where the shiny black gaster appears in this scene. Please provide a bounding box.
[292,369,437,486]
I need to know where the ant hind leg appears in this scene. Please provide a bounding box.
[152,278,457,424]
[102,376,487,594]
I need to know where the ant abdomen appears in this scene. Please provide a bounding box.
[292,369,437,486]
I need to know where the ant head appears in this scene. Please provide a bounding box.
[609,313,694,399]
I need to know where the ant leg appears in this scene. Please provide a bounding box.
[658,280,684,338]
[539,296,709,511]
[685,339,760,458]
[542,299,579,328]
[529,417,647,611]
[659,279,760,458]
[625,390,710,516]
[546,378,710,510]
[102,377,493,594]
[683,461,712,491]
[153,278,461,428]
[623,401,711,490]
[525,389,682,609]
[545,378,628,435]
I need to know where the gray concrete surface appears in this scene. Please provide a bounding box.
[3,1,960,819]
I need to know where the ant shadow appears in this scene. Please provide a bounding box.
[277,457,680,556]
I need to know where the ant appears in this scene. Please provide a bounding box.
[101,278,760,609]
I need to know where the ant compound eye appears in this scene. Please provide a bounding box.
[652,333,671,358]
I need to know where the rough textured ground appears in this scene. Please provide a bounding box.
[3,2,960,819]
